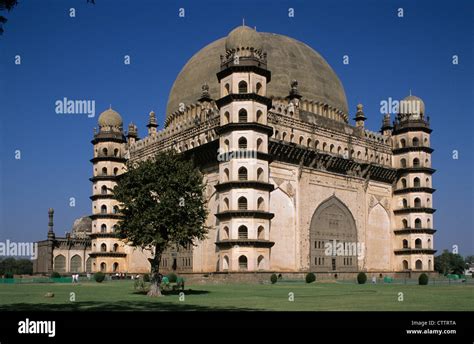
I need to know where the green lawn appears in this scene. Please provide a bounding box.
[0,280,472,311]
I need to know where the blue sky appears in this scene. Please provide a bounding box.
[1,0,473,255]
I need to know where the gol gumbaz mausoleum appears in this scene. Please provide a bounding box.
[34,26,437,279]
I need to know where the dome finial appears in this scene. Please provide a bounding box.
[242,18,245,26]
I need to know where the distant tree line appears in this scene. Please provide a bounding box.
[434,250,472,276]
[0,257,33,276]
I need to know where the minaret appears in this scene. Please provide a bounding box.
[214,25,275,272]
[90,108,127,274]
[47,208,55,240]
[147,111,158,136]
[381,113,393,136]
[127,122,138,145]
[354,103,366,128]
[392,94,436,273]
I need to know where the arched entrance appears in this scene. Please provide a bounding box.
[310,196,358,272]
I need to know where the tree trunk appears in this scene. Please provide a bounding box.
[147,246,163,297]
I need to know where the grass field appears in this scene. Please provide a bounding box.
[0,280,473,311]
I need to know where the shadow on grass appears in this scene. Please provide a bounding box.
[133,289,210,296]
[0,289,255,312]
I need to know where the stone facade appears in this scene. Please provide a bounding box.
[34,26,436,276]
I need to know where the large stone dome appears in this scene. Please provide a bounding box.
[166,28,348,119]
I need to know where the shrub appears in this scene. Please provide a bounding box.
[50,271,61,279]
[94,272,106,283]
[134,278,147,292]
[357,272,367,284]
[143,274,150,282]
[167,272,177,283]
[305,272,316,283]
[270,273,277,284]
[4,272,13,279]
[419,273,429,285]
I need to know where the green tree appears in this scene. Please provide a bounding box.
[113,150,208,296]
[465,255,474,266]
[434,250,465,275]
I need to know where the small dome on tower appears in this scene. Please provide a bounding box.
[400,94,425,115]
[98,107,123,127]
[225,25,263,52]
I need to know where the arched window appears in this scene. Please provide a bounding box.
[257,226,265,239]
[256,110,263,123]
[223,256,229,271]
[112,225,117,232]
[102,148,108,156]
[257,138,263,152]
[330,144,334,153]
[238,255,248,270]
[401,178,407,188]
[113,206,119,214]
[101,224,107,233]
[223,168,230,182]
[54,255,66,273]
[113,262,119,272]
[425,178,430,187]
[113,167,118,176]
[415,218,422,229]
[415,260,423,270]
[402,199,408,208]
[400,158,407,168]
[427,218,431,228]
[415,238,422,249]
[238,197,248,210]
[100,262,107,272]
[101,205,107,214]
[256,82,262,95]
[238,226,248,239]
[102,167,107,176]
[257,197,265,211]
[428,259,432,270]
[100,243,107,252]
[282,132,287,141]
[257,255,265,270]
[402,219,408,228]
[223,198,229,211]
[400,139,406,148]
[337,146,342,155]
[224,83,230,96]
[224,139,230,151]
[427,239,432,249]
[307,138,312,148]
[257,168,264,182]
[101,185,107,195]
[414,197,421,208]
[402,260,409,270]
[315,140,320,150]
[222,226,229,240]
[238,81,248,93]
[114,148,119,157]
[299,136,304,145]
[224,111,230,124]
[113,243,119,252]
[238,137,247,149]
[412,137,419,147]
[238,167,248,181]
[413,158,420,167]
[238,109,248,123]
[86,257,92,273]
[402,239,408,249]
[414,177,420,187]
